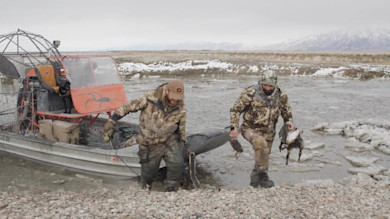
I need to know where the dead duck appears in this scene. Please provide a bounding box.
[278,123,304,165]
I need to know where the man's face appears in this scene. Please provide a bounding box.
[166,89,179,106]
[262,84,275,95]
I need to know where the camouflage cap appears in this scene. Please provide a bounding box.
[166,80,184,100]
[259,70,278,87]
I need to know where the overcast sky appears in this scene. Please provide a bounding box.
[1,0,389,51]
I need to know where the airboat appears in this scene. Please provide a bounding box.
[0,29,229,182]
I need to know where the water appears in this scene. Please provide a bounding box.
[1,75,390,191]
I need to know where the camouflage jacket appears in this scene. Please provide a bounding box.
[230,85,292,141]
[114,83,187,146]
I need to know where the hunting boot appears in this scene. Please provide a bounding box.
[141,181,152,191]
[258,171,274,188]
[142,183,152,191]
[250,170,261,188]
[138,176,152,191]
[164,180,179,192]
[165,186,176,192]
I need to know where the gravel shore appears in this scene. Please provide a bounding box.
[1,183,389,218]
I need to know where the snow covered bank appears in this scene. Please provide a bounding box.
[118,60,259,77]
[117,60,390,79]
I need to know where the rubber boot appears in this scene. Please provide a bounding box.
[139,176,152,191]
[165,186,176,192]
[250,170,261,188]
[164,180,179,192]
[258,171,274,188]
[142,183,152,191]
[164,159,184,192]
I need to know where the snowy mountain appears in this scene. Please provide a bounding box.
[118,28,390,51]
[262,28,390,51]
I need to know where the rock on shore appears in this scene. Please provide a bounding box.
[1,183,389,218]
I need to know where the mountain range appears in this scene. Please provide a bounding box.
[124,28,390,51]
[262,28,390,51]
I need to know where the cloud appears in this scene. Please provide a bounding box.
[1,0,390,51]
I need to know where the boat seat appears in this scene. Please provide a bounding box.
[36,65,60,94]
[34,65,76,117]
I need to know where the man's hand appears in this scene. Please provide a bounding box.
[286,121,295,131]
[229,129,239,139]
[229,128,242,158]
[103,119,116,142]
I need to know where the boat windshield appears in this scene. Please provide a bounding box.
[63,56,121,88]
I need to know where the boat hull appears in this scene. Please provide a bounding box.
[0,131,141,178]
[0,126,230,179]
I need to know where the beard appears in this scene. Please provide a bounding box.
[263,89,274,96]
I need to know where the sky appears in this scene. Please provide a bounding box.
[1,0,390,51]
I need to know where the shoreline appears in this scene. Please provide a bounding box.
[1,183,389,218]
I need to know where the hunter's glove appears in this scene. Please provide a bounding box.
[103,119,116,142]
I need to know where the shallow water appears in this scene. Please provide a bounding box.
[1,75,389,191]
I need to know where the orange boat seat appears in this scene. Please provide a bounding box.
[36,65,60,93]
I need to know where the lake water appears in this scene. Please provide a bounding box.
[1,75,389,191]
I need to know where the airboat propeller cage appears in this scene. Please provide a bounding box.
[0,29,62,78]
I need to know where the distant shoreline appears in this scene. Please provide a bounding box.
[64,50,390,66]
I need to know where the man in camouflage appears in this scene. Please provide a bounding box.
[230,70,294,188]
[104,80,187,192]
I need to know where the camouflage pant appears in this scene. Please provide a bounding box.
[138,134,185,189]
[241,126,274,171]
